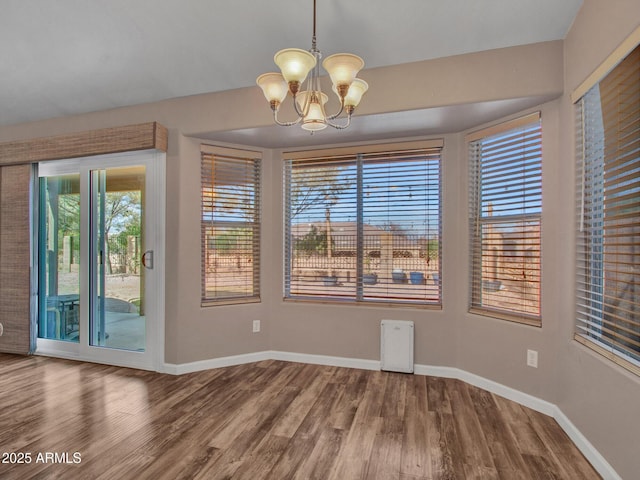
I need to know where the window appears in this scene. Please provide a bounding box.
[201,146,261,304]
[284,141,442,306]
[574,43,639,375]
[468,113,542,325]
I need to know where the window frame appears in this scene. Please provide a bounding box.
[200,145,262,306]
[467,112,543,326]
[573,34,640,376]
[283,140,443,307]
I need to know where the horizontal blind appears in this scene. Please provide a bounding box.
[575,44,640,375]
[469,115,542,324]
[284,154,358,299]
[360,151,441,303]
[284,146,441,305]
[201,150,261,304]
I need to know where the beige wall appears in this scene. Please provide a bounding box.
[266,133,458,368]
[456,100,562,397]
[166,134,271,364]
[0,40,565,368]
[0,41,563,143]
[0,6,639,475]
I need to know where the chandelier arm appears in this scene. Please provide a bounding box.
[325,99,346,120]
[273,109,303,127]
[292,92,306,118]
[325,113,352,130]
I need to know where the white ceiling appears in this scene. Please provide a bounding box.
[0,0,583,145]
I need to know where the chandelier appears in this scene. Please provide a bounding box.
[256,0,368,132]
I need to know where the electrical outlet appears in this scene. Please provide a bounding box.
[527,349,538,368]
[252,320,261,333]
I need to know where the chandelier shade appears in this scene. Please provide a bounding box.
[296,91,329,131]
[256,0,368,131]
[335,78,369,108]
[322,53,364,92]
[256,73,288,104]
[274,48,317,85]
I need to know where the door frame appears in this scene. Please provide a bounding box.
[35,149,165,371]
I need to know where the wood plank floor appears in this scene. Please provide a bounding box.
[0,354,600,479]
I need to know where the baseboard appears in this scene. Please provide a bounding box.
[163,350,378,375]
[164,351,619,479]
[413,363,619,479]
[164,350,271,375]
[414,364,556,417]
[269,350,380,371]
[553,407,622,480]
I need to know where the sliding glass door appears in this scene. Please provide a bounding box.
[37,151,164,370]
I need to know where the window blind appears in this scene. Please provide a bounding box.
[0,164,34,354]
[575,44,640,375]
[468,114,542,325]
[201,149,261,304]
[284,144,441,305]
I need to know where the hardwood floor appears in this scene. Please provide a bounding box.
[0,354,600,479]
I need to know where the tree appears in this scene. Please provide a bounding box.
[53,191,140,240]
[104,191,141,237]
[295,225,328,256]
[57,194,81,237]
[288,167,352,220]
[103,191,141,274]
[289,166,353,263]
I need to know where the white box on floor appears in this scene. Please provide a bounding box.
[380,320,414,373]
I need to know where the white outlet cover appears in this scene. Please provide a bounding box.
[527,349,538,368]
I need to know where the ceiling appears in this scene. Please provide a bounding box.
[0,0,582,146]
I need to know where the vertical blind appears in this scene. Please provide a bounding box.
[575,44,640,375]
[284,144,441,305]
[201,149,261,304]
[468,114,542,325]
[0,164,34,354]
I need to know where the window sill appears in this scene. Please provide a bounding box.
[574,334,640,377]
[284,296,442,310]
[469,307,541,327]
[201,297,261,307]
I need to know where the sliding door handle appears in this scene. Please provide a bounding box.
[141,250,154,269]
